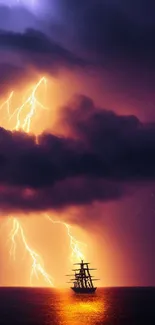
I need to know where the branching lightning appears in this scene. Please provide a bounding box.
[1,76,87,286]
[8,217,54,286]
[0,77,47,133]
[12,77,47,133]
[45,214,86,262]
[1,77,54,286]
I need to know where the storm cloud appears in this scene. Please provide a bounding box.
[0,28,86,79]
[55,0,155,71]
[0,95,155,212]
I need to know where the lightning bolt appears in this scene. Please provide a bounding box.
[8,217,20,260]
[0,91,14,124]
[1,77,54,286]
[0,77,47,133]
[8,217,54,287]
[1,76,87,286]
[45,214,86,262]
[12,77,47,133]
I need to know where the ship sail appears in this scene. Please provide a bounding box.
[67,260,99,293]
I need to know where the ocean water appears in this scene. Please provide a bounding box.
[0,287,154,325]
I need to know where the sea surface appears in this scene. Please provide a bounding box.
[0,287,154,325]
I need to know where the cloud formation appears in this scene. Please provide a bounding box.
[0,29,85,72]
[0,95,155,212]
[59,0,155,69]
[1,1,155,68]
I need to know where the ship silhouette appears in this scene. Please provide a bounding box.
[66,260,99,293]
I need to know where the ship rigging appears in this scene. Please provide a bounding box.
[66,260,99,293]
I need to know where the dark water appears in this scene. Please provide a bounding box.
[0,287,154,325]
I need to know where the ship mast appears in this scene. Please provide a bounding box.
[69,260,98,289]
[86,263,93,288]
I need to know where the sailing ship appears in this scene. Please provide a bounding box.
[66,260,99,293]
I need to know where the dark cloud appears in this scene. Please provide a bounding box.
[57,95,155,180]
[0,95,155,212]
[0,179,123,213]
[0,29,86,73]
[59,0,155,67]
[1,1,155,68]
[1,1,155,83]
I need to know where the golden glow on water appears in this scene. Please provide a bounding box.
[0,287,151,325]
[57,292,105,325]
[67,301,103,313]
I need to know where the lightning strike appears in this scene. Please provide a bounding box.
[8,217,54,287]
[45,214,86,262]
[0,91,14,123]
[10,77,47,133]
[1,77,54,287]
[8,217,20,260]
[0,77,47,133]
[1,76,87,286]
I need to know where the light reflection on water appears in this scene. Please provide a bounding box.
[0,287,154,325]
[58,292,105,325]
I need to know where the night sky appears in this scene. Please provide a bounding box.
[0,0,155,287]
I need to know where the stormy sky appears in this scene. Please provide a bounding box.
[0,0,155,286]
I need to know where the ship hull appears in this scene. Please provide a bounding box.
[71,287,97,294]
